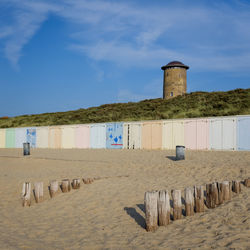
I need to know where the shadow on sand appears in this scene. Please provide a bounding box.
[124,206,145,229]
[166,156,176,161]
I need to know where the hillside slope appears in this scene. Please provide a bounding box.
[1,88,249,128]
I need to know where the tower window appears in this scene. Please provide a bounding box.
[170,92,173,97]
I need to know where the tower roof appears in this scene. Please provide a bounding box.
[161,61,189,70]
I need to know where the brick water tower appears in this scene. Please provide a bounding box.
[161,61,189,99]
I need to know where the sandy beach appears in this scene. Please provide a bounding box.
[0,148,249,249]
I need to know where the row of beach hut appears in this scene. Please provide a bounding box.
[0,115,249,151]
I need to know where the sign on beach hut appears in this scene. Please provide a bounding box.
[0,129,5,148]
[5,128,15,148]
[49,127,62,148]
[75,125,90,148]
[90,124,106,148]
[237,116,250,151]
[15,127,27,148]
[36,127,49,148]
[27,128,36,148]
[184,119,209,150]
[61,126,75,148]
[162,120,184,150]
[209,117,236,150]
[142,121,162,149]
[123,122,142,149]
[106,123,123,149]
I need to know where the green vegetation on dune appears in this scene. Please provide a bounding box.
[1,88,250,128]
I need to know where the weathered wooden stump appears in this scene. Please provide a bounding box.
[184,187,194,216]
[217,182,224,205]
[194,185,204,213]
[158,190,170,226]
[49,180,59,198]
[244,178,250,187]
[221,181,231,201]
[229,181,232,199]
[232,180,241,193]
[171,189,182,220]
[34,182,43,203]
[61,179,71,193]
[22,182,31,207]
[206,182,218,209]
[83,178,94,184]
[144,191,158,232]
[72,179,81,189]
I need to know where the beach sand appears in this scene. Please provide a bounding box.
[0,148,249,249]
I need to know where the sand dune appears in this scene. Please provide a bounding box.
[0,149,249,249]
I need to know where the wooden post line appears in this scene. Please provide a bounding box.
[144,178,246,231]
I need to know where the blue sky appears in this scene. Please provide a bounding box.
[0,0,250,117]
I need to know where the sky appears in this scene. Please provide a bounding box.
[0,0,250,117]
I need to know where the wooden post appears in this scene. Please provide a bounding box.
[244,178,250,187]
[144,191,158,232]
[206,182,218,209]
[61,179,71,193]
[184,187,194,216]
[72,179,81,189]
[194,185,204,213]
[34,182,43,203]
[83,178,94,184]
[229,181,232,200]
[171,190,182,220]
[22,182,31,207]
[221,181,231,201]
[158,190,170,226]
[232,180,241,193]
[217,183,224,205]
[49,180,59,198]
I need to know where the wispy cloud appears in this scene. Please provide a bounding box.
[0,0,250,72]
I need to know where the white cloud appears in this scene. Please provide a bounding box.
[69,41,183,68]
[0,0,250,72]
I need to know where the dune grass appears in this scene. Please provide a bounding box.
[0,88,249,128]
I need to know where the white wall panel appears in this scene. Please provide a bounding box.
[209,117,236,150]
[123,123,142,149]
[209,119,222,150]
[163,120,184,149]
[222,117,236,150]
[162,121,173,149]
[36,127,49,148]
[61,126,75,148]
[237,116,250,151]
[90,124,106,148]
[15,128,27,148]
[0,129,6,148]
